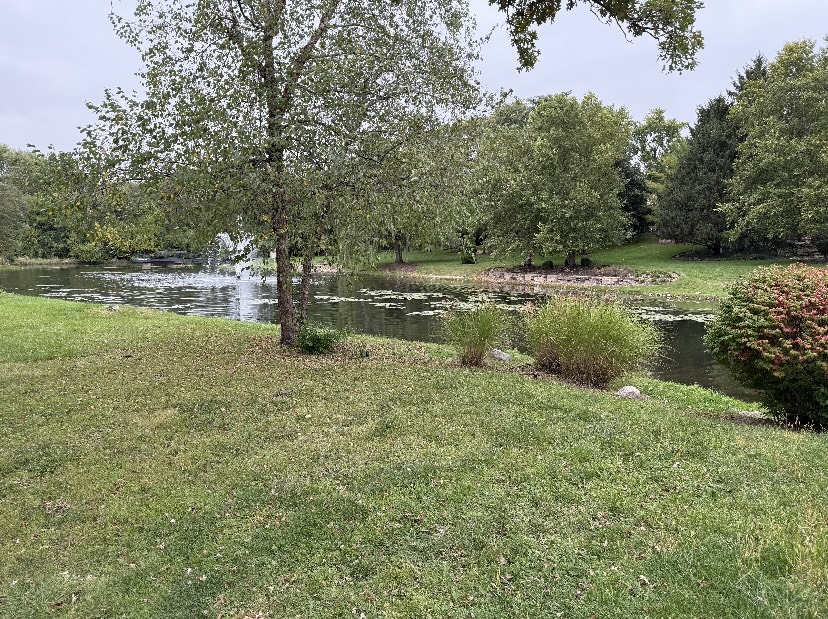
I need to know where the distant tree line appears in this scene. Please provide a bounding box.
[6,38,827,268]
[659,41,828,257]
[0,145,200,261]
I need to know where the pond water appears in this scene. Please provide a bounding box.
[0,264,755,401]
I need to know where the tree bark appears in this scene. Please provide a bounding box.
[260,19,296,347]
[394,233,404,264]
[273,186,297,346]
[564,250,576,269]
[256,4,338,346]
[298,237,317,325]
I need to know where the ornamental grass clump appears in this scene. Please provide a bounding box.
[705,264,828,427]
[444,303,506,366]
[526,297,661,387]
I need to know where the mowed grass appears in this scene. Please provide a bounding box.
[1,293,827,618]
[373,238,808,299]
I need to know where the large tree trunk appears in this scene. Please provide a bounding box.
[298,239,316,325]
[273,190,297,346]
[564,250,576,269]
[394,233,404,264]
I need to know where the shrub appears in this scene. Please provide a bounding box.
[526,297,661,387]
[444,304,505,366]
[296,321,346,354]
[705,264,828,427]
[459,236,477,265]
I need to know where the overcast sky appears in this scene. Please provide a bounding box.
[2,1,827,152]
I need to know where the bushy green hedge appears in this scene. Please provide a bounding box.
[526,297,661,387]
[444,304,505,366]
[705,264,828,427]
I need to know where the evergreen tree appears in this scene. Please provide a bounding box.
[617,157,651,237]
[658,96,739,255]
[728,54,768,101]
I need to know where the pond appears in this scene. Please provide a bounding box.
[0,264,755,401]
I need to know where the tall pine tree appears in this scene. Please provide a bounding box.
[617,156,651,237]
[657,96,739,255]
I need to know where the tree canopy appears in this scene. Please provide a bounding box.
[632,108,687,174]
[0,145,31,258]
[478,93,632,265]
[728,54,768,101]
[723,39,828,250]
[489,0,704,71]
[630,108,686,228]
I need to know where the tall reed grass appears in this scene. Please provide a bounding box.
[526,297,661,387]
[444,304,506,366]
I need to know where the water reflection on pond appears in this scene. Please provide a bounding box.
[0,264,756,401]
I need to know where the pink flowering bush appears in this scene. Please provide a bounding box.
[705,264,828,427]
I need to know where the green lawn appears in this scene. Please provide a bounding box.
[372,238,807,299]
[1,293,827,617]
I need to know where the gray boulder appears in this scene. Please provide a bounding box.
[616,386,643,399]
[490,348,512,362]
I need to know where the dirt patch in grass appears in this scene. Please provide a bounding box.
[481,265,678,287]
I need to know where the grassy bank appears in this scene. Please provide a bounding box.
[371,238,804,299]
[0,257,81,268]
[1,293,827,617]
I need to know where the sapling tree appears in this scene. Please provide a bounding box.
[79,0,481,345]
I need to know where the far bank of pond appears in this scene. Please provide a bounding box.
[0,264,754,400]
